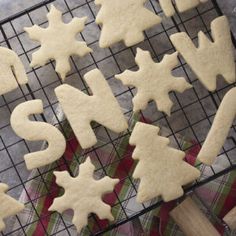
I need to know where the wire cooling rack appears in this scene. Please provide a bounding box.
[0,0,236,235]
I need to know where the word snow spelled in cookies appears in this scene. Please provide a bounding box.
[171,16,235,91]
[116,49,192,116]
[0,183,24,232]
[130,122,200,202]
[24,5,92,80]
[95,0,161,48]
[55,69,128,149]
[198,87,236,165]
[49,157,118,233]
[0,47,28,95]
[160,0,208,17]
[10,100,66,170]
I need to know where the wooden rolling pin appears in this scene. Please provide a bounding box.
[223,206,236,231]
[170,197,220,236]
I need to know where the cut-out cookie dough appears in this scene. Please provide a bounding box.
[170,16,235,91]
[0,47,28,95]
[24,5,92,80]
[130,122,200,202]
[55,68,128,149]
[159,0,208,17]
[0,183,24,232]
[116,49,192,116]
[49,157,118,233]
[197,87,236,165]
[10,99,66,170]
[95,0,162,48]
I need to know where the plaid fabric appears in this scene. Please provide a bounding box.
[14,117,236,236]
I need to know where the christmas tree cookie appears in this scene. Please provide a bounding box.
[95,0,161,48]
[130,122,200,202]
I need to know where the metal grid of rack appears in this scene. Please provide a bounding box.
[0,0,235,235]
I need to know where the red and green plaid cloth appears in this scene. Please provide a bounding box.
[14,117,236,236]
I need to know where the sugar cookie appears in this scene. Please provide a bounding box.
[49,157,118,233]
[130,122,200,202]
[170,16,235,91]
[160,0,208,17]
[0,183,24,232]
[159,0,208,17]
[0,47,28,95]
[55,69,128,149]
[198,88,236,165]
[24,5,92,80]
[10,99,66,170]
[175,0,208,13]
[159,0,176,17]
[95,0,162,48]
[116,49,192,116]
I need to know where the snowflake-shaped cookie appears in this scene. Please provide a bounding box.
[24,5,92,80]
[49,157,119,233]
[116,48,192,116]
